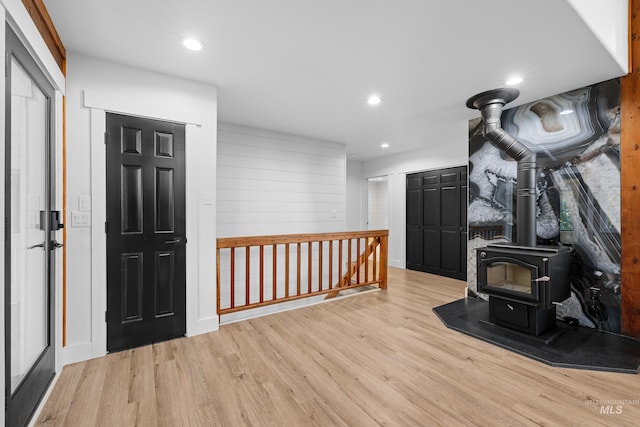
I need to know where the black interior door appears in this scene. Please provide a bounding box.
[106,113,186,352]
[5,25,58,427]
[406,166,467,280]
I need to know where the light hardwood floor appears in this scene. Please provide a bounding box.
[37,268,640,426]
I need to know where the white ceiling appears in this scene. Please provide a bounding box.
[43,0,626,161]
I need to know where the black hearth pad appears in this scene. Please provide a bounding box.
[433,297,640,374]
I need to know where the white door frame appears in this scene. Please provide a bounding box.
[85,90,218,359]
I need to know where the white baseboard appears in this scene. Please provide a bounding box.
[389,259,403,268]
[186,316,219,337]
[28,373,60,427]
[220,287,380,325]
[61,342,93,366]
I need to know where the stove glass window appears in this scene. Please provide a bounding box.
[486,261,532,295]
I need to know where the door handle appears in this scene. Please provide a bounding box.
[51,240,64,249]
[164,237,187,245]
[28,242,45,249]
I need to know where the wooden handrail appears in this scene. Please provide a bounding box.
[216,230,389,316]
[217,230,389,248]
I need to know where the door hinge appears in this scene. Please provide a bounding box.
[104,221,108,233]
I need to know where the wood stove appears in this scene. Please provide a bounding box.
[467,88,572,337]
[477,244,571,336]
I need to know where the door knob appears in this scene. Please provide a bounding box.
[164,237,187,245]
[28,242,45,249]
[51,240,64,249]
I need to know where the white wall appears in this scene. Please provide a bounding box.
[217,123,346,236]
[217,123,347,323]
[346,159,366,231]
[361,135,468,268]
[567,0,629,72]
[64,53,217,364]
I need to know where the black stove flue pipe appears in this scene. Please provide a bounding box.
[467,88,538,247]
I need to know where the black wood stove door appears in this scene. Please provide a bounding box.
[406,166,467,280]
[105,113,187,352]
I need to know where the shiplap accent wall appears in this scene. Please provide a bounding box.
[217,123,348,322]
[217,123,347,236]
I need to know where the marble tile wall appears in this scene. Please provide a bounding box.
[468,79,621,332]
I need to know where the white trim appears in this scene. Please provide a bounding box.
[84,90,202,126]
[61,342,93,366]
[184,123,199,336]
[87,99,216,360]
[0,7,6,426]
[183,123,215,337]
[1,0,65,92]
[89,108,107,358]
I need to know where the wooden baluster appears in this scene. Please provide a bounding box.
[347,239,352,287]
[365,238,369,283]
[328,240,333,290]
[297,242,301,296]
[338,240,343,285]
[230,247,235,309]
[308,242,312,293]
[246,246,251,306]
[216,248,221,315]
[356,238,361,284]
[285,244,290,298]
[259,245,264,303]
[272,244,277,300]
[318,241,323,290]
[373,238,378,281]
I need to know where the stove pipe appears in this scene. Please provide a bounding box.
[466,88,537,247]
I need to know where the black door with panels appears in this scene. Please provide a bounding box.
[406,166,467,280]
[5,25,61,427]
[106,113,187,352]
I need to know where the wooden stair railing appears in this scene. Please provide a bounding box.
[325,237,379,299]
[216,230,389,316]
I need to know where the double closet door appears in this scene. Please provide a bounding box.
[406,166,467,280]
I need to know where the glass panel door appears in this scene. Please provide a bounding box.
[9,56,49,393]
[5,25,56,427]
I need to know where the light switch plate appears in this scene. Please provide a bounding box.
[79,196,91,212]
[71,211,91,227]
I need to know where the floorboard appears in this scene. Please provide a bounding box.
[36,268,640,426]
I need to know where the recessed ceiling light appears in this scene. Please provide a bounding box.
[183,38,204,51]
[505,76,523,86]
[368,95,382,105]
[559,109,574,115]
[381,143,390,148]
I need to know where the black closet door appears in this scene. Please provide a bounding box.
[406,166,467,280]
